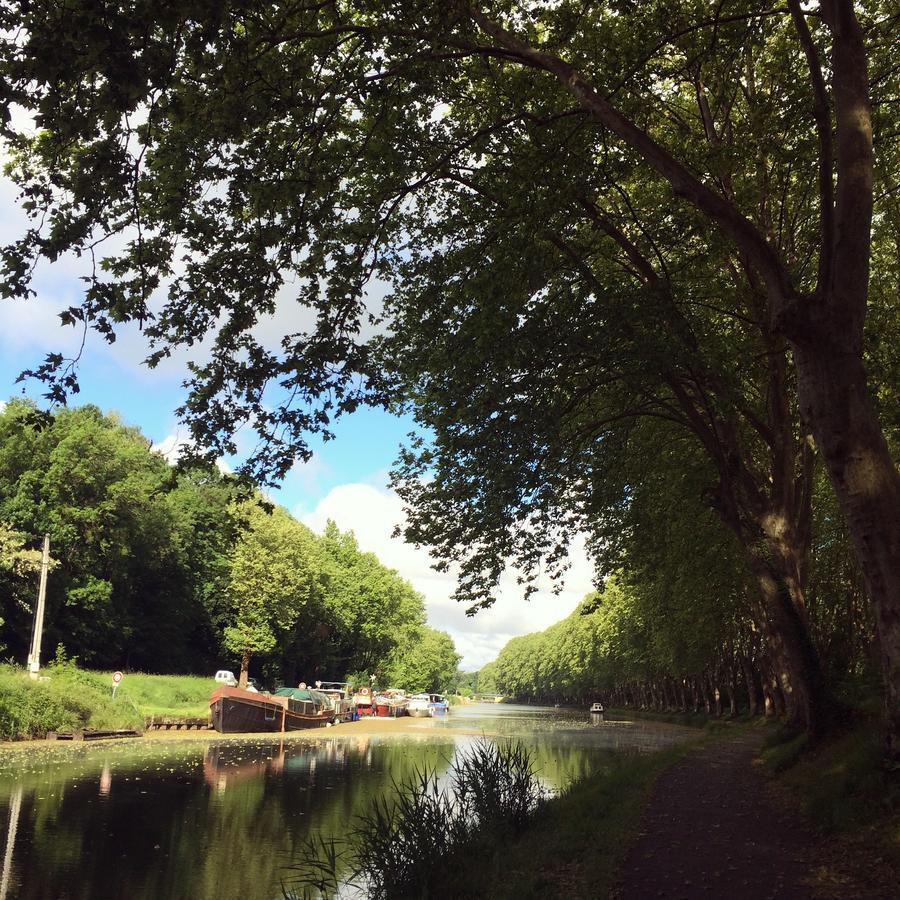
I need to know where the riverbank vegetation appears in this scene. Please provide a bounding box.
[0,660,144,740]
[286,739,547,899]
[0,402,459,690]
[761,718,900,894]
[286,737,689,900]
[0,657,244,739]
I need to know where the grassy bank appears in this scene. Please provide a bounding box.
[761,720,900,895]
[0,663,216,740]
[425,743,692,900]
[0,663,144,739]
[606,706,758,730]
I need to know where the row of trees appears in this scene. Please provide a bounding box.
[0,401,459,689]
[477,440,879,714]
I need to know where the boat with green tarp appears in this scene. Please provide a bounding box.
[210,685,334,733]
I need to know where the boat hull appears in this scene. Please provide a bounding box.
[210,687,332,733]
[407,708,431,717]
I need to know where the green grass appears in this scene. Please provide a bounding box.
[101,671,217,718]
[606,705,755,730]
[762,719,898,833]
[0,663,144,739]
[432,746,690,899]
[760,718,900,896]
[0,663,219,739]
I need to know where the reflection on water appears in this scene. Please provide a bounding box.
[0,704,694,899]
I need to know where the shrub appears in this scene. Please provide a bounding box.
[0,663,143,738]
[284,739,545,900]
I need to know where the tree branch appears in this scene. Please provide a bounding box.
[787,0,835,295]
[467,5,799,319]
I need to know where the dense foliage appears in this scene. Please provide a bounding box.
[0,401,459,687]
[482,452,879,716]
[0,658,145,739]
[0,0,898,754]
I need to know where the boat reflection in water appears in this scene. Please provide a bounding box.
[0,704,696,900]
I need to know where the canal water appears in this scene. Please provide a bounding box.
[0,705,694,899]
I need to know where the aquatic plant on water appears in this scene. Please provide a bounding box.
[283,738,545,899]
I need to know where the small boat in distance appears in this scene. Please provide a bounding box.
[408,693,450,717]
[210,686,334,733]
[590,702,604,714]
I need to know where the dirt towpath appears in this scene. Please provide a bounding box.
[617,730,818,899]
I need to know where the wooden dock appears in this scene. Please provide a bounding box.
[145,716,212,731]
[48,729,142,741]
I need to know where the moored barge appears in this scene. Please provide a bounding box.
[210,686,334,733]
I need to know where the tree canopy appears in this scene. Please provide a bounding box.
[1,0,898,756]
[0,400,457,686]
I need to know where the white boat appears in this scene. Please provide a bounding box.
[408,693,450,717]
[590,702,604,713]
[316,681,352,721]
[407,693,432,717]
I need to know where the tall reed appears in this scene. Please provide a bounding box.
[283,738,545,900]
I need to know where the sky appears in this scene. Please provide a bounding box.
[0,177,596,671]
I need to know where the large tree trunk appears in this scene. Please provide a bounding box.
[795,347,900,760]
[753,569,827,736]
[787,1,900,762]
[239,650,251,689]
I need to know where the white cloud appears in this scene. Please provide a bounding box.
[151,431,232,474]
[299,482,595,669]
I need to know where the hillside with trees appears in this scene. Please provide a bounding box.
[0,401,459,689]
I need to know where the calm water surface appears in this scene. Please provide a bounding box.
[0,705,694,899]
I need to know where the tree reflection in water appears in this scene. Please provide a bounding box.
[0,707,694,898]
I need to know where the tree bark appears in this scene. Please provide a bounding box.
[763,658,787,718]
[727,663,739,716]
[740,653,760,717]
[239,650,250,689]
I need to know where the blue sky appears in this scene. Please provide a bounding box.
[0,176,594,670]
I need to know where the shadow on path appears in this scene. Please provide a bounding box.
[617,730,816,899]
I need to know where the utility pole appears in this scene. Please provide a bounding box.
[26,534,50,681]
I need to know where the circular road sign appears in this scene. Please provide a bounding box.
[112,671,123,685]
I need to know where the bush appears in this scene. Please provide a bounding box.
[285,739,545,900]
[0,663,143,739]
